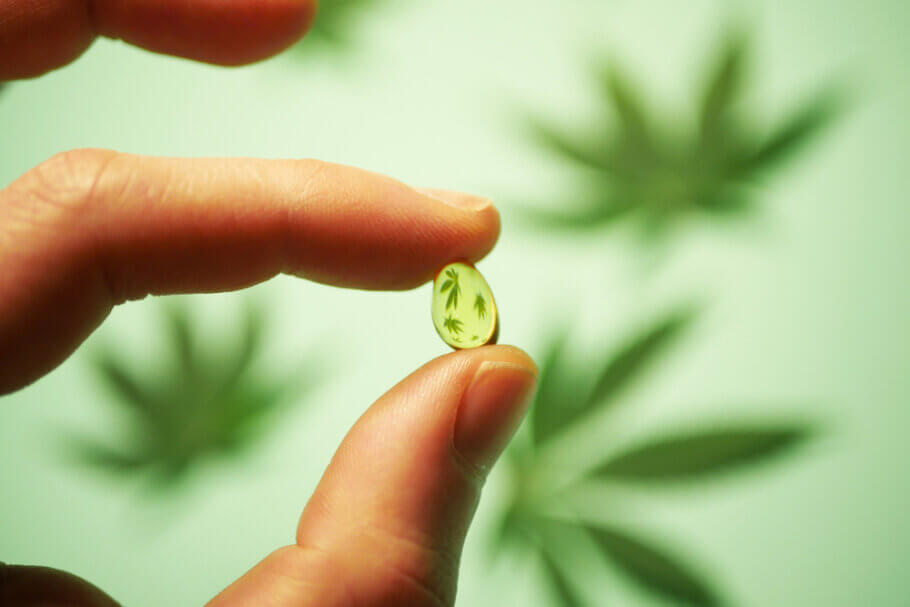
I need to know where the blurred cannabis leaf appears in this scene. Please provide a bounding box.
[520,28,841,239]
[64,302,321,485]
[492,308,813,606]
[292,0,389,55]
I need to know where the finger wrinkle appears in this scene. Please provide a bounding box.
[376,559,449,607]
[280,158,329,276]
[84,150,135,306]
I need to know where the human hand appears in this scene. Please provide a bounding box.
[0,3,538,605]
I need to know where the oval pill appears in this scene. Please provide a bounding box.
[431,261,498,349]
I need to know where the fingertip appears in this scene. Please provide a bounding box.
[0,0,321,79]
[279,160,503,290]
[451,347,538,472]
[410,187,502,279]
[0,565,119,607]
[0,0,95,79]
[471,201,502,264]
[92,0,320,66]
[474,344,538,376]
[284,344,536,605]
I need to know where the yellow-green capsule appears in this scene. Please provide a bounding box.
[431,261,498,349]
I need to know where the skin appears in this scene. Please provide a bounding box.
[0,3,539,605]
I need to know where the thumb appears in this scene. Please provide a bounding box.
[207,345,537,607]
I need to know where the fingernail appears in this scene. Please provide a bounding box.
[454,361,537,473]
[415,187,492,211]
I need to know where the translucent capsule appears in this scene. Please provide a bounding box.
[431,261,498,349]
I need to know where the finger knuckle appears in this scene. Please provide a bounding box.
[363,527,458,607]
[260,545,358,607]
[294,158,332,200]
[12,148,118,222]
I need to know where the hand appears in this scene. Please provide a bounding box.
[0,3,539,606]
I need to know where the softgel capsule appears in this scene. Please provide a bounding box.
[431,261,498,349]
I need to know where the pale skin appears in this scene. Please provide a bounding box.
[0,2,538,605]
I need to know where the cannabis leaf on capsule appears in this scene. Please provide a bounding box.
[474,293,488,319]
[440,268,461,311]
[443,314,464,337]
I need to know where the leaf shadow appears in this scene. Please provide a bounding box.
[59,298,327,493]
[287,0,406,61]
[511,23,846,250]
[491,307,818,606]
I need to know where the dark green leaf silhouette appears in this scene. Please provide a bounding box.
[474,293,487,319]
[165,303,197,376]
[494,309,816,605]
[585,524,719,606]
[63,438,147,473]
[738,92,842,178]
[699,30,748,138]
[94,352,160,419]
[221,304,266,390]
[597,63,655,150]
[530,328,573,445]
[539,548,587,607]
[519,196,633,231]
[532,308,692,447]
[442,268,461,310]
[585,307,694,416]
[594,426,811,481]
[525,119,609,173]
[443,314,464,336]
[519,27,840,239]
[292,0,393,56]
[65,301,319,486]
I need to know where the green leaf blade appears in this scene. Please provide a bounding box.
[474,293,487,319]
[530,308,692,447]
[94,353,160,417]
[517,198,632,231]
[525,118,609,172]
[445,284,460,310]
[739,89,841,176]
[594,426,811,481]
[585,524,719,606]
[531,329,572,446]
[585,306,695,414]
[699,29,748,137]
[599,63,652,138]
[71,300,319,489]
[539,548,588,607]
[219,303,265,391]
[165,303,198,378]
[63,437,148,473]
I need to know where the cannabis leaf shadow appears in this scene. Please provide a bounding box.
[61,301,325,488]
[517,27,843,242]
[289,0,396,58]
[490,308,814,606]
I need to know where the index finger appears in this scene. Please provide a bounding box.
[0,150,500,393]
[0,0,317,79]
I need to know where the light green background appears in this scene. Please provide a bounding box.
[1,0,908,605]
